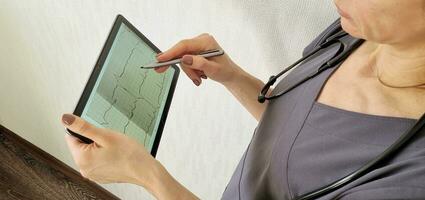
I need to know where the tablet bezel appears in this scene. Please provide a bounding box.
[67,14,179,157]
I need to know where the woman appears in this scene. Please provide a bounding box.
[61,0,425,199]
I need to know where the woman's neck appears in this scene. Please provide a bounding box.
[369,41,425,88]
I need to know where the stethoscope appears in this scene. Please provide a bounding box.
[257,30,425,200]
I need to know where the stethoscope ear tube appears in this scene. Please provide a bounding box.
[294,113,425,200]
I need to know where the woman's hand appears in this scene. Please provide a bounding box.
[61,114,156,186]
[155,33,242,86]
[61,114,198,200]
[157,33,269,121]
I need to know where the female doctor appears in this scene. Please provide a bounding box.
[61,0,425,199]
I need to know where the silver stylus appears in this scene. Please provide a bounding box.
[141,49,224,69]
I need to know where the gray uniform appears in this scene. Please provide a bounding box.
[221,19,425,200]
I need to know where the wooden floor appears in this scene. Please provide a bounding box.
[0,125,119,200]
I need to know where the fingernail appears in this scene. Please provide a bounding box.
[62,114,75,125]
[193,79,200,86]
[155,52,163,57]
[200,75,207,79]
[182,55,193,65]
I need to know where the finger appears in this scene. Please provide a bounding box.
[180,64,202,86]
[156,39,198,62]
[194,69,207,79]
[64,134,85,157]
[64,134,95,169]
[153,52,170,73]
[157,34,210,62]
[154,66,169,73]
[65,133,84,147]
[181,54,219,74]
[61,114,107,145]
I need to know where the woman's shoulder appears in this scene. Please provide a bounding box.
[302,18,342,56]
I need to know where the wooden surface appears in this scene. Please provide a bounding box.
[0,125,119,200]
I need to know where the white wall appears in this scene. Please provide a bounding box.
[0,1,337,199]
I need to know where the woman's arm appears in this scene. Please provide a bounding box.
[133,160,198,200]
[221,67,269,121]
[155,33,268,121]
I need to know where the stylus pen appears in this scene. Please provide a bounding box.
[141,49,224,69]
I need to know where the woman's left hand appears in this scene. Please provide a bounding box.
[61,114,158,187]
[61,114,199,200]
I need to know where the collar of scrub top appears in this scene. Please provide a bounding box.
[258,30,364,103]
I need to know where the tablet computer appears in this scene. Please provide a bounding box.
[67,15,179,157]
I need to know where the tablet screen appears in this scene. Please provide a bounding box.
[71,15,178,156]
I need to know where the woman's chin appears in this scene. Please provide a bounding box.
[340,17,362,39]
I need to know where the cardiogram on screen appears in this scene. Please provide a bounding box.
[81,23,174,151]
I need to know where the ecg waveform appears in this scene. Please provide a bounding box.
[83,24,172,147]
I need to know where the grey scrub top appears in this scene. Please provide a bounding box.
[221,19,425,200]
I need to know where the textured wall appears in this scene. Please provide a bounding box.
[0,0,337,199]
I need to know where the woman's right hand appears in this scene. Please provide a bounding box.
[157,33,267,121]
[155,33,242,86]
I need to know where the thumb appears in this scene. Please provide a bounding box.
[181,54,218,73]
[61,114,107,145]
